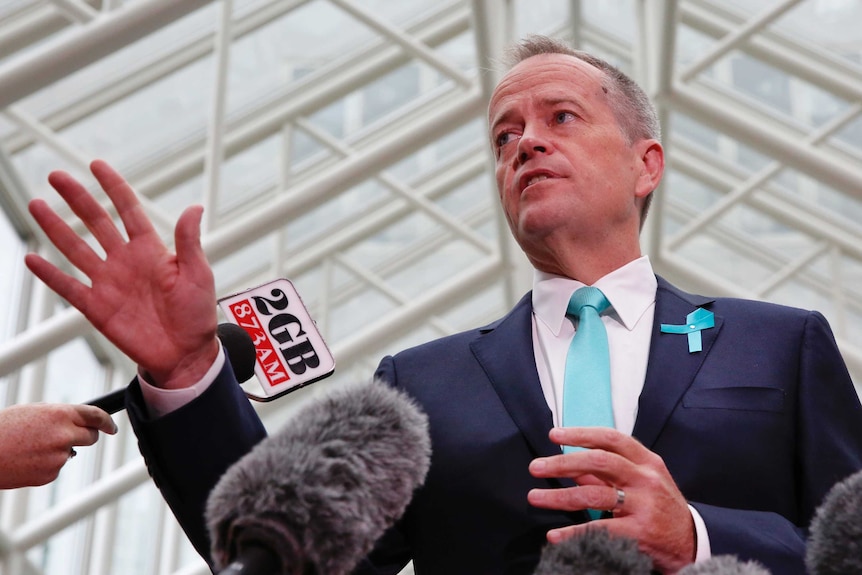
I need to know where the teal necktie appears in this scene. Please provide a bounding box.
[562,287,613,520]
[562,286,613,453]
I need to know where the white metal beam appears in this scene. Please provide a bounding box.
[470,0,531,305]
[294,117,494,254]
[105,2,472,201]
[636,0,678,261]
[48,0,100,23]
[681,1,862,103]
[0,0,214,110]
[678,0,803,82]
[666,102,862,250]
[671,139,862,261]
[2,0,310,154]
[329,0,473,89]
[203,87,485,261]
[202,0,234,233]
[332,256,504,367]
[6,461,149,552]
[669,82,862,199]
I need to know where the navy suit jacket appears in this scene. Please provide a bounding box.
[128,277,862,574]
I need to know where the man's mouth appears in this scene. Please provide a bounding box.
[519,171,556,193]
[525,174,549,187]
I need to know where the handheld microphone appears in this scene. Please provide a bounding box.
[805,468,862,575]
[85,323,256,414]
[532,527,653,575]
[678,555,771,574]
[205,379,431,575]
[213,322,257,382]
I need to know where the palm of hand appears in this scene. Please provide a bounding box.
[82,232,217,381]
[26,160,219,388]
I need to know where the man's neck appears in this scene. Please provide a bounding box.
[528,248,643,285]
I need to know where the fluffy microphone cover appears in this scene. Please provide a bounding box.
[805,468,862,575]
[533,528,653,575]
[205,379,431,575]
[678,555,771,575]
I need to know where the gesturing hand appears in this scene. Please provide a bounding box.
[25,160,219,389]
[0,403,117,489]
[528,427,695,574]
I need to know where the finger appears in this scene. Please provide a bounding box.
[550,427,652,464]
[530,449,636,487]
[47,170,127,254]
[66,423,100,447]
[68,431,100,449]
[545,522,615,544]
[72,404,119,435]
[529,484,623,513]
[90,160,157,240]
[28,198,105,276]
[569,473,609,487]
[175,205,209,281]
[24,253,92,313]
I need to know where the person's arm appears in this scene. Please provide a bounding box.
[25,160,266,566]
[0,403,116,489]
[689,505,806,572]
[692,310,862,574]
[126,356,266,566]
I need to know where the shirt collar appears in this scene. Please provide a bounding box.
[532,256,657,336]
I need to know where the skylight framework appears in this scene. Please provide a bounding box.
[0,1,859,573]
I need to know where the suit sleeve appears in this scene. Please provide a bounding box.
[126,355,267,568]
[693,311,862,574]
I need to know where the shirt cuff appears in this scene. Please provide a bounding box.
[137,344,225,419]
[689,504,712,562]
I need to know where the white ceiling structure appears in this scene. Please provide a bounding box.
[0,0,860,573]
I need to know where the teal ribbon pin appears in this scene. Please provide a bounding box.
[660,308,714,353]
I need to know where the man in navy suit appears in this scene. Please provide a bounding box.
[25,36,862,574]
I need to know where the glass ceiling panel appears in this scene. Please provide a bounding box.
[720,0,862,60]
[774,0,862,63]
[581,0,635,42]
[1,1,861,573]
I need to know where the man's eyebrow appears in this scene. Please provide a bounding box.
[489,95,589,135]
[489,108,516,138]
[543,96,587,115]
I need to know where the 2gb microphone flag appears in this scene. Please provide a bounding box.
[218,279,335,401]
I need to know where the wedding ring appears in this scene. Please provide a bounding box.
[612,487,625,511]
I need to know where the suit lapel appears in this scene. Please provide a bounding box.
[633,277,722,449]
[468,279,721,482]
[469,294,561,460]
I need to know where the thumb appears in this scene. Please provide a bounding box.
[174,205,211,279]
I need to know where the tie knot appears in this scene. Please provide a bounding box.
[567,286,610,318]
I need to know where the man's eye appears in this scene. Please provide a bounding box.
[554,111,575,124]
[496,131,517,147]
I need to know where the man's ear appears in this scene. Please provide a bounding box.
[634,139,664,200]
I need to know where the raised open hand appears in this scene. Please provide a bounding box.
[25,160,219,389]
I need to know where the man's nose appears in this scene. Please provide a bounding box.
[517,133,550,164]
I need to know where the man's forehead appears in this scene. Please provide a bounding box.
[488,53,606,118]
